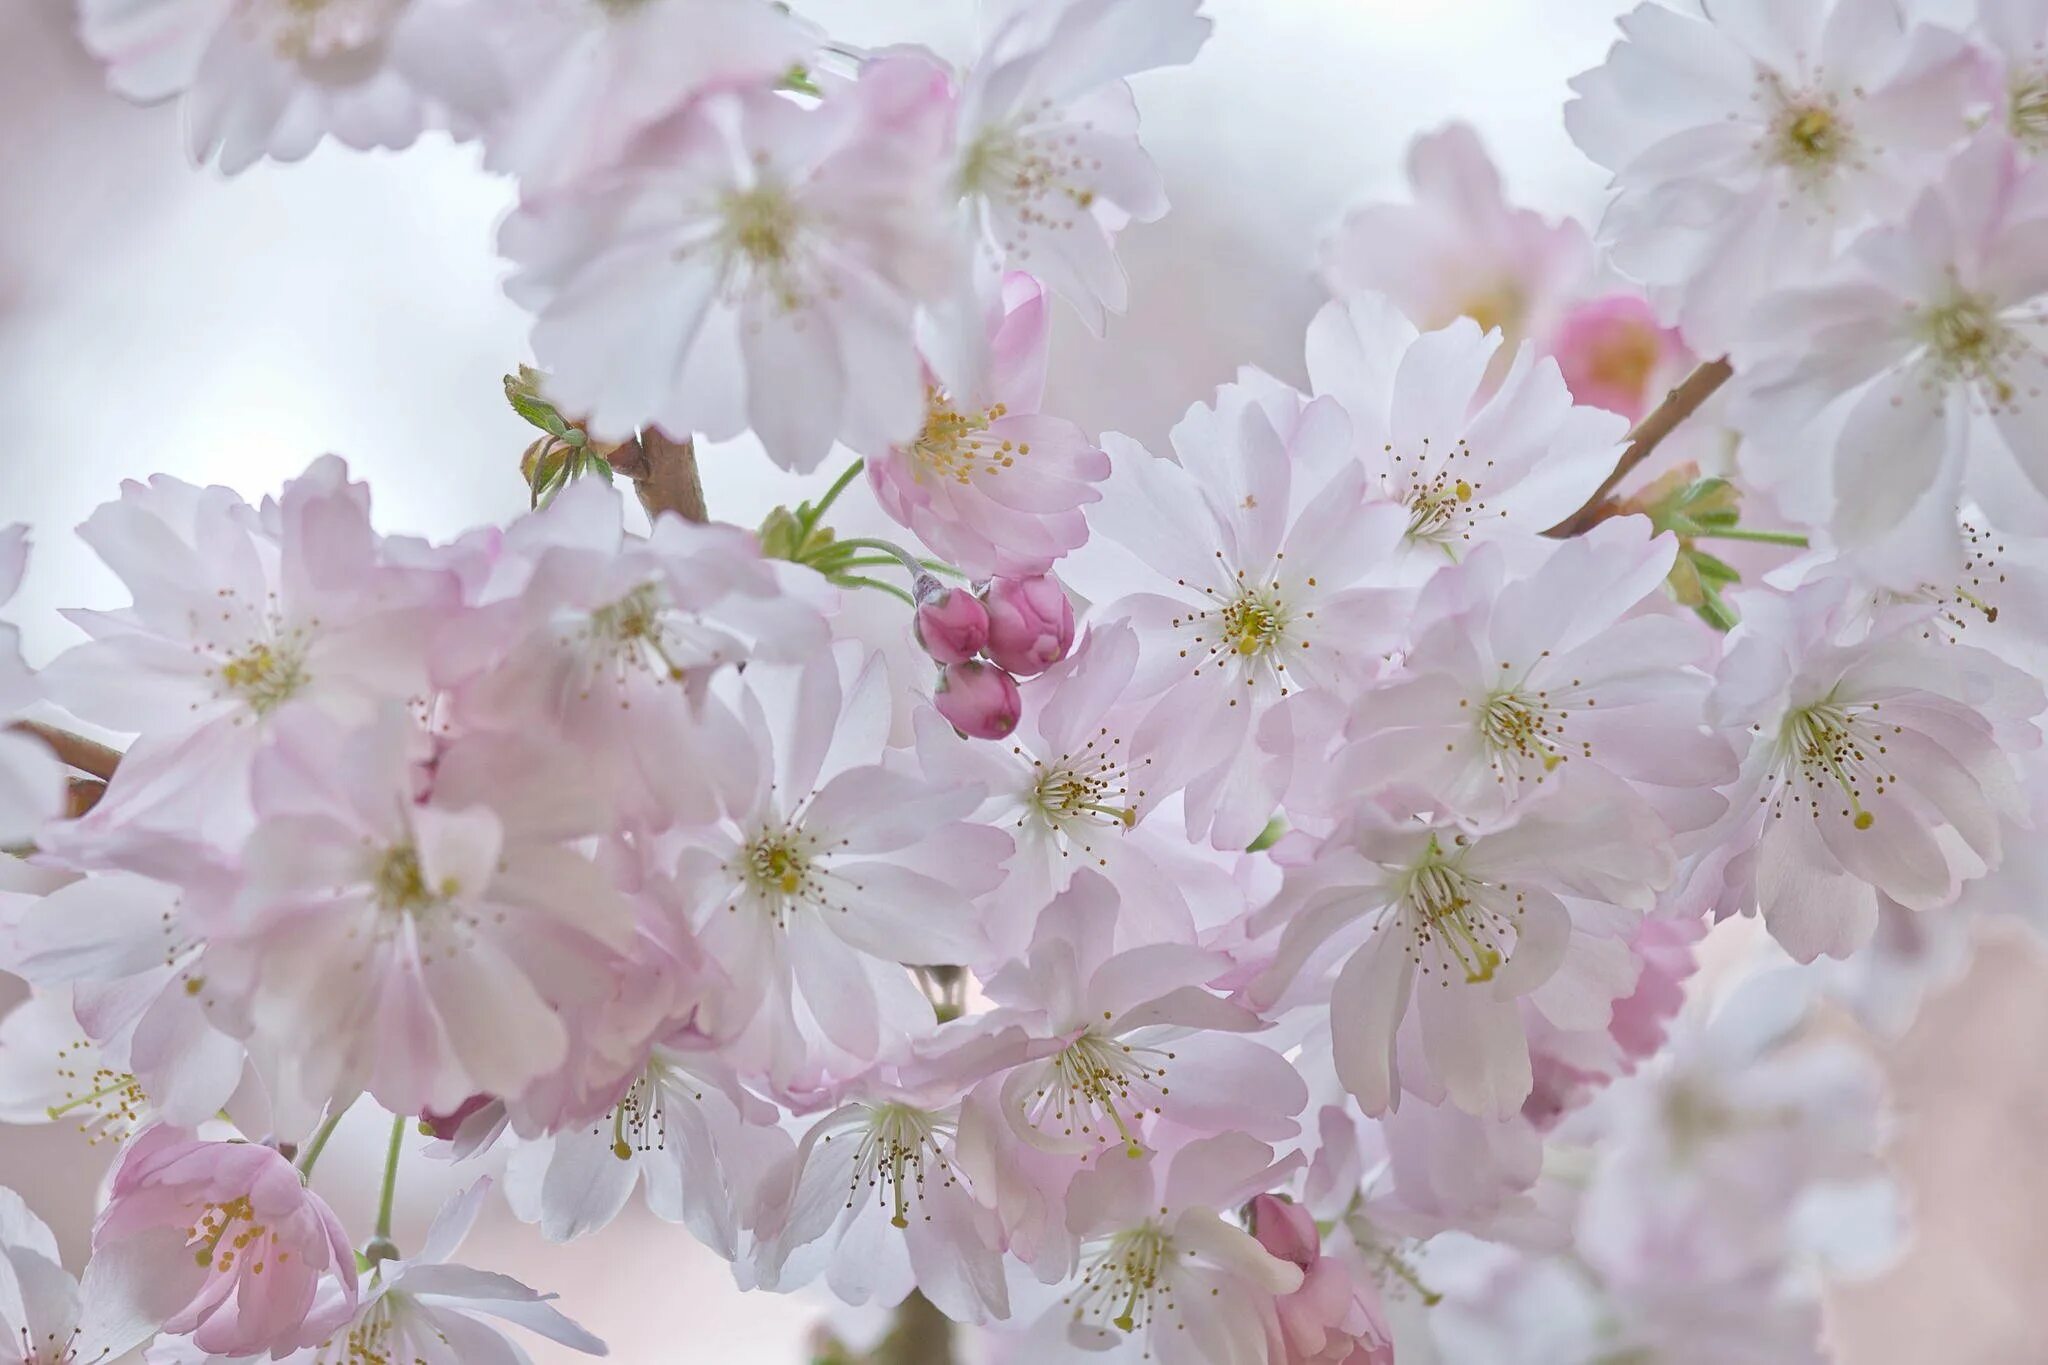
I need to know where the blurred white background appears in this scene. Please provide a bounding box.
[4,0,2044,1359]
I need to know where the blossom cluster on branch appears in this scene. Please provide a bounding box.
[4,0,2048,1361]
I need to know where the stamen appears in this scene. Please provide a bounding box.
[1066,1222,1176,1335]
[1022,1032,1175,1157]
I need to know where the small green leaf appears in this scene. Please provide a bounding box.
[1246,816,1287,853]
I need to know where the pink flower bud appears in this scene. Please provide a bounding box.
[982,574,1074,676]
[1249,1193,1321,1270]
[915,586,991,664]
[935,661,1022,740]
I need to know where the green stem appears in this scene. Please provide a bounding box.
[1696,527,1810,547]
[295,1106,349,1180]
[374,1114,406,1241]
[838,576,917,606]
[802,458,866,534]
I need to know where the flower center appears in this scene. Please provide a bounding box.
[959,120,1098,220]
[1917,293,2024,405]
[1774,698,1897,830]
[1469,666,1593,787]
[734,825,824,926]
[1915,521,2006,641]
[254,0,406,62]
[2011,73,2048,147]
[1583,318,1662,402]
[1028,747,1141,835]
[188,1195,271,1274]
[216,638,310,717]
[313,1297,396,1365]
[1385,436,1495,550]
[372,843,456,915]
[715,184,810,312]
[1397,843,1521,985]
[606,1072,668,1162]
[1022,1031,1174,1158]
[1069,1221,1176,1334]
[580,582,699,687]
[1766,91,1852,187]
[1457,280,1526,338]
[845,1103,955,1229]
[44,1043,147,1145]
[1169,563,1309,697]
[910,388,1023,484]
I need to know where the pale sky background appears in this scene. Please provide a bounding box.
[3,1,2043,1360]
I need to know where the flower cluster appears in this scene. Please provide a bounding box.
[7,0,2048,1360]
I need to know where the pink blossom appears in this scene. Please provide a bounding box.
[1021,1134,1303,1363]
[914,623,1228,961]
[189,707,636,1129]
[37,458,459,848]
[503,56,958,468]
[479,0,818,194]
[1067,370,1411,848]
[1323,123,1593,357]
[1249,779,1673,1119]
[1549,293,1693,423]
[78,0,509,174]
[915,587,992,665]
[658,651,1010,1090]
[1332,518,1737,835]
[1695,580,2044,961]
[91,1127,358,1358]
[1248,1195,1395,1365]
[935,661,1023,741]
[954,0,1211,327]
[867,273,1110,578]
[982,575,1075,677]
[1566,0,1979,350]
[1732,135,2048,583]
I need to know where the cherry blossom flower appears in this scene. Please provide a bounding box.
[1695,580,2043,961]
[1068,370,1410,847]
[1323,123,1594,357]
[952,0,1212,328]
[173,1178,608,1365]
[37,458,458,847]
[90,1127,358,1358]
[0,1185,156,1365]
[752,1069,1012,1325]
[1567,0,1982,351]
[1246,1194,1394,1365]
[1977,0,2048,153]
[77,0,508,174]
[1549,292,1694,423]
[1020,1133,1302,1363]
[479,0,818,193]
[1248,780,1673,1120]
[1732,135,2048,580]
[915,624,1230,960]
[0,986,158,1146]
[975,872,1306,1162]
[867,273,1110,579]
[503,56,958,469]
[1335,518,1737,833]
[1303,295,1628,578]
[3,871,246,1131]
[189,707,635,1129]
[442,478,828,825]
[504,1046,790,1262]
[0,525,62,847]
[659,651,1010,1090]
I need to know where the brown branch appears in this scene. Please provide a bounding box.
[608,428,707,525]
[7,720,123,782]
[67,777,107,819]
[1546,357,1734,538]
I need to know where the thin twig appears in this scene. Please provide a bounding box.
[7,720,123,782]
[609,427,708,525]
[1546,357,1734,538]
